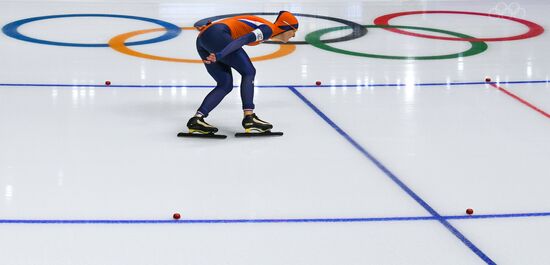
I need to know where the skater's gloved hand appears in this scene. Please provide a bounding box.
[204,53,217,64]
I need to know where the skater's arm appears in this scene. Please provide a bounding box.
[206,25,272,63]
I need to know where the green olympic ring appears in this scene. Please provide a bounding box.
[305,25,488,60]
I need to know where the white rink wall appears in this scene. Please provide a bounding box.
[0,0,483,2]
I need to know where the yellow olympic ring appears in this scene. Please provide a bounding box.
[108,27,296,63]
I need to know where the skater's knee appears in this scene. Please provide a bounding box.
[221,83,233,93]
[241,66,256,80]
[217,77,233,93]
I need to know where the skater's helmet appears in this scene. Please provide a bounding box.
[272,11,299,36]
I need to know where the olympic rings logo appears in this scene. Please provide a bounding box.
[1,11,544,62]
[1,14,294,63]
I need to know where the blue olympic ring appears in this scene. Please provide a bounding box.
[1,14,181,47]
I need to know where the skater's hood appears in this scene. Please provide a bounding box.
[272,11,299,36]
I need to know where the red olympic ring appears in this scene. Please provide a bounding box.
[373,10,544,42]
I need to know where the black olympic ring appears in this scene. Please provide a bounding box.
[194,12,367,45]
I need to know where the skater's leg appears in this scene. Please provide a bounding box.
[220,48,274,132]
[195,31,235,117]
[196,61,233,116]
[220,48,256,115]
[186,27,235,134]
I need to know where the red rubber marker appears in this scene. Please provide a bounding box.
[485,77,491,82]
[466,208,474,215]
[105,81,111,86]
[315,81,321,86]
[173,213,181,220]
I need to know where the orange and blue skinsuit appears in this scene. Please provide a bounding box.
[195,12,299,116]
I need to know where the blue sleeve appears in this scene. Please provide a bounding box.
[215,25,273,60]
[258,24,273,40]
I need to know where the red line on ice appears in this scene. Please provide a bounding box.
[490,83,550,119]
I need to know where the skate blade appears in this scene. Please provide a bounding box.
[244,128,276,133]
[189,128,220,134]
[177,132,227,139]
[235,131,283,137]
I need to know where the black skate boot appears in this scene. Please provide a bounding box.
[235,113,282,137]
[187,116,218,134]
[242,113,273,133]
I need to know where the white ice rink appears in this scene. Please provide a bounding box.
[1,0,550,264]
